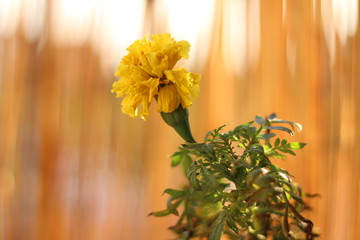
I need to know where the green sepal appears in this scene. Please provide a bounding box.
[160,105,196,143]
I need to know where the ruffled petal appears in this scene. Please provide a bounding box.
[112,33,200,119]
[157,84,180,113]
[164,68,201,108]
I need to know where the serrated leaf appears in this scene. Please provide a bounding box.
[209,210,228,240]
[279,148,296,156]
[185,142,207,150]
[266,126,294,136]
[212,163,231,178]
[163,188,187,199]
[188,162,201,191]
[200,164,218,188]
[263,143,272,153]
[255,115,265,125]
[258,133,276,139]
[226,218,239,234]
[266,150,285,159]
[287,142,307,150]
[234,121,254,131]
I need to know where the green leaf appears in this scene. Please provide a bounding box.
[226,218,239,234]
[163,188,187,199]
[284,189,303,203]
[263,143,272,153]
[251,206,286,216]
[255,115,265,125]
[209,210,228,240]
[246,168,264,185]
[200,164,219,188]
[282,206,291,238]
[274,138,280,147]
[279,148,296,156]
[248,144,265,154]
[185,142,207,150]
[212,163,231,178]
[166,197,183,216]
[254,175,277,188]
[258,133,276,139]
[238,141,247,149]
[181,153,192,173]
[267,113,278,121]
[170,153,183,167]
[234,121,254,131]
[246,187,279,202]
[265,150,285,159]
[188,162,201,191]
[287,142,307,150]
[148,209,172,217]
[304,192,321,198]
[278,180,294,190]
[267,116,303,131]
[266,126,294,136]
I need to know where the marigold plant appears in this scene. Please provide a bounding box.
[112,34,318,240]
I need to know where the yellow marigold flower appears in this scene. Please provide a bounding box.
[111,33,200,119]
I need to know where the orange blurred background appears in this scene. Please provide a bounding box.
[0,0,359,239]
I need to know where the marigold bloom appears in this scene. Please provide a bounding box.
[111,33,200,119]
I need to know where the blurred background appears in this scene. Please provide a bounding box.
[0,0,359,239]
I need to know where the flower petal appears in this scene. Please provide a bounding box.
[157,84,180,113]
[112,33,200,119]
[164,68,200,108]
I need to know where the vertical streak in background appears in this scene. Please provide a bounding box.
[222,0,247,77]
[222,0,260,78]
[320,0,359,239]
[0,0,21,38]
[0,1,28,239]
[91,0,146,72]
[41,0,147,239]
[22,0,46,42]
[160,0,215,70]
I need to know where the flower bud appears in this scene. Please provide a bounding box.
[160,105,196,143]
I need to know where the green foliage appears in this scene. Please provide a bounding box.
[151,114,318,240]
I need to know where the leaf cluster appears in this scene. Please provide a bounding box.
[150,114,318,240]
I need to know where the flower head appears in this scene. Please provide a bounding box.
[111,33,200,119]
